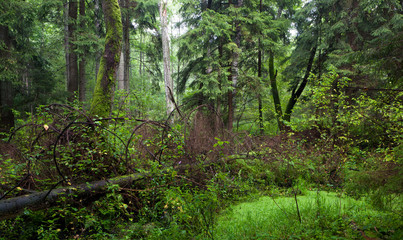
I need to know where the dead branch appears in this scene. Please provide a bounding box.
[0,173,146,221]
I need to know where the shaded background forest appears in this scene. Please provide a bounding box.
[0,0,402,239]
[0,0,401,134]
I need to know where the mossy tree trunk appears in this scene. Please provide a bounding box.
[91,0,122,117]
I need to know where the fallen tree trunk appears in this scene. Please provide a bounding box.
[0,173,145,221]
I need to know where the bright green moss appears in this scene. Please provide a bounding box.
[90,0,122,118]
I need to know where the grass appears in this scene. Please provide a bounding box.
[209,191,402,240]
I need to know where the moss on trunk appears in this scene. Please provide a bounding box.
[90,0,122,117]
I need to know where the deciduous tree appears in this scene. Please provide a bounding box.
[91,0,123,117]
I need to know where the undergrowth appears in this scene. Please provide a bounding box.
[211,191,402,240]
[0,102,401,239]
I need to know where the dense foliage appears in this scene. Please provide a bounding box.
[0,0,402,239]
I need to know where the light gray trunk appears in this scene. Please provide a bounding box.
[139,33,143,76]
[117,50,125,90]
[159,0,174,120]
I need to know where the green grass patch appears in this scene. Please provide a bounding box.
[210,191,402,240]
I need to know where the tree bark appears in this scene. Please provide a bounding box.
[269,50,284,131]
[78,0,86,102]
[117,50,125,90]
[117,0,130,93]
[0,25,14,135]
[159,0,174,121]
[0,173,144,221]
[67,0,79,102]
[123,0,130,92]
[257,0,263,134]
[227,0,243,132]
[94,0,102,80]
[139,33,143,76]
[283,46,317,122]
[90,0,123,117]
[64,0,70,97]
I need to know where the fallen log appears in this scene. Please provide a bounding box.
[0,173,146,221]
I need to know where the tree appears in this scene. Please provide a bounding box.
[117,0,135,94]
[227,0,243,132]
[78,0,87,101]
[90,0,123,117]
[159,0,174,120]
[178,0,238,130]
[264,0,319,130]
[67,0,79,101]
[0,25,15,135]
[1,0,65,133]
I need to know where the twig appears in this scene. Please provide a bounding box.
[293,187,302,223]
[268,192,289,218]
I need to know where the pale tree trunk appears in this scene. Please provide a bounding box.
[139,33,143,76]
[67,0,79,101]
[117,0,130,93]
[90,0,123,117]
[159,0,174,121]
[227,0,243,132]
[117,51,125,90]
[78,0,86,102]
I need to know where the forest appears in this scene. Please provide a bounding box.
[0,0,402,239]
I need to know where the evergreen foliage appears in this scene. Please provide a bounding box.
[0,0,401,239]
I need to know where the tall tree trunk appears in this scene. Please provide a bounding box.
[123,0,130,93]
[94,0,102,81]
[257,0,263,134]
[64,0,70,94]
[267,5,286,132]
[159,0,174,120]
[78,0,86,102]
[216,37,224,134]
[269,50,284,131]
[139,33,143,76]
[117,0,130,93]
[228,0,243,132]
[67,0,79,101]
[90,0,123,117]
[0,26,14,135]
[283,46,317,122]
[117,51,125,90]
